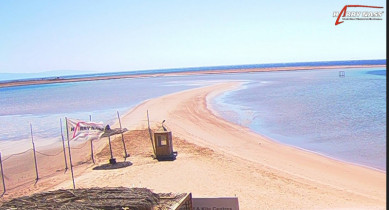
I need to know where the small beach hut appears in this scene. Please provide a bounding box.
[152,130,177,160]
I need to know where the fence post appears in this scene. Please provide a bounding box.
[147,110,156,155]
[117,111,128,158]
[30,123,39,183]
[90,139,95,164]
[89,115,95,164]
[60,119,68,171]
[108,135,114,160]
[65,118,76,189]
[0,152,6,196]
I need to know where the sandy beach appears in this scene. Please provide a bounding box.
[0,81,386,209]
[1,0,386,208]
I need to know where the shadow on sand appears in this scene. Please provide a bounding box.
[92,161,132,170]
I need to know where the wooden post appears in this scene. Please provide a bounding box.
[147,110,151,129]
[65,118,76,189]
[30,123,39,183]
[0,152,6,196]
[90,139,95,164]
[88,115,95,164]
[147,110,156,155]
[108,135,114,159]
[108,135,117,164]
[60,119,68,171]
[117,111,128,158]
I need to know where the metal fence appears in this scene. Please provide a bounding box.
[0,134,103,197]
[0,112,131,198]
[0,110,168,199]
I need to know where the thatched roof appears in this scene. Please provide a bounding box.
[0,187,159,210]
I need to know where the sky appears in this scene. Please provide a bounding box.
[0,0,386,74]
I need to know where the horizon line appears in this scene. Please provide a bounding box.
[1,58,386,75]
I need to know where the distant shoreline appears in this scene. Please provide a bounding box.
[0,64,385,88]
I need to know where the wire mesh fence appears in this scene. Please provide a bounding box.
[0,115,142,198]
[0,113,163,198]
[0,138,88,195]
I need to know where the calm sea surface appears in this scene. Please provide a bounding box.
[212,68,386,171]
[0,67,386,171]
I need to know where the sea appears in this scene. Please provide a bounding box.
[0,61,386,171]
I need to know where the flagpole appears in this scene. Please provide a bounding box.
[65,117,76,189]
[117,111,128,158]
[60,119,68,171]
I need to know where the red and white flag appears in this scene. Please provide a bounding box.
[66,118,104,141]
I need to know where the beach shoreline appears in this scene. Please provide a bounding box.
[0,64,385,88]
[110,82,385,208]
[206,82,386,173]
[0,74,386,209]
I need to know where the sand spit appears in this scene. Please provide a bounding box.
[1,82,386,209]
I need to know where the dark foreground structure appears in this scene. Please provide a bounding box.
[0,187,192,210]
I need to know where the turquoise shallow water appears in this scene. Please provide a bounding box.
[0,67,386,171]
[212,68,386,171]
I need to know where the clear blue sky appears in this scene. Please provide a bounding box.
[0,0,386,73]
